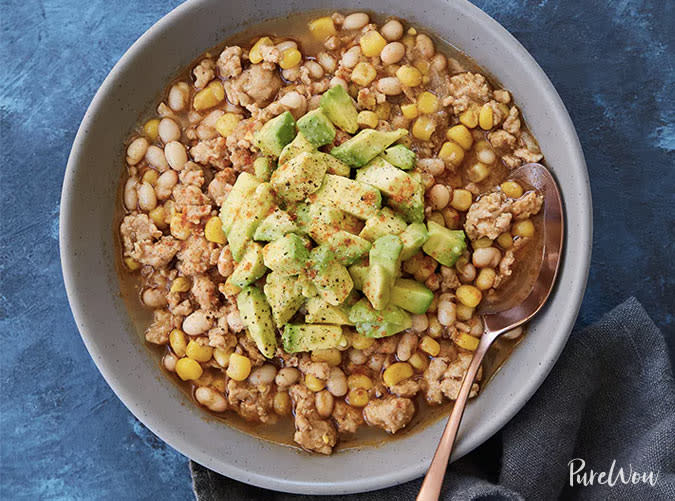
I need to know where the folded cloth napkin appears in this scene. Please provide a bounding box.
[191,297,675,500]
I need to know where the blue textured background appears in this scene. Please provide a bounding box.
[1,0,673,499]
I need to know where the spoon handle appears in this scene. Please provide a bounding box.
[416,332,493,501]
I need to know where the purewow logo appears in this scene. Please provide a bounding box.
[568,458,659,487]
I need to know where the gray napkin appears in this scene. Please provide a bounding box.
[190,298,675,499]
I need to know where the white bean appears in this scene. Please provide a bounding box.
[195,387,227,412]
[281,67,300,82]
[201,109,224,128]
[196,125,217,140]
[315,390,335,418]
[349,348,367,365]
[317,52,336,73]
[477,147,497,165]
[415,34,435,59]
[341,46,361,69]
[470,318,484,336]
[305,60,324,79]
[502,326,523,340]
[431,53,447,71]
[226,310,244,332]
[429,184,450,210]
[249,364,277,385]
[326,367,348,397]
[279,91,305,110]
[158,118,181,143]
[381,19,404,41]
[458,263,477,282]
[275,367,300,388]
[343,12,369,30]
[437,301,456,326]
[155,170,178,200]
[330,76,348,88]
[472,247,501,268]
[145,145,169,171]
[411,314,429,333]
[183,310,212,335]
[376,76,402,95]
[164,141,188,171]
[137,182,157,211]
[418,158,445,176]
[163,353,177,372]
[168,82,189,111]
[380,42,405,65]
[123,177,139,210]
[126,137,149,165]
[276,40,297,52]
[396,332,418,361]
[142,287,166,308]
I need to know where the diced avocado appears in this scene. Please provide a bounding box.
[282,324,345,353]
[254,111,297,158]
[359,208,407,242]
[237,286,277,358]
[263,271,304,327]
[348,261,370,290]
[306,204,361,244]
[253,157,273,181]
[363,235,402,310]
[262,233,309,275]
[219,172,260,235]
[229,242,267,288]
[298,273,318,298]
[278,131,315,165]
[422,221,467,266]
[355,157,423,223]
[227,183,276,261]
[316,152,350,176]
[312,261,354,306]
[390,278,434,314]
[253,209,298,241]
[297,109,336,147]
[348,299,412,338]
[322,230,371,266]
[331,128,408,168]
[319,85,358,134]
[271,151,328,202]
[399,222,430,261]
[381,144,416,170]
[309,174,381,220]
[288,203,311,234]
[305,297,353,325]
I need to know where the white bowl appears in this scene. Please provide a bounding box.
[60,0,591,494]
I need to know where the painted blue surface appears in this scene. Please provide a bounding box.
[0,0,672,499]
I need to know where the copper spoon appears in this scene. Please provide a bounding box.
[417,163,564,501]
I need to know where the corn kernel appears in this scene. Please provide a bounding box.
[305,374,326,392]
[357,110,379,129]
[497,232,513,249]
[227,353,252,381]
[205,216,226,244]
[409,352,428,371]
[455,332,480,351]
[213,348,231,368]
[351,62,377,86]
[193,80,225,111]
[347,388,369,407]
[513,219,535,238]
[456,285,483,308]
[450,189,473,211]
[401,103,419,119]
[169,276,190,293]
[273,391,291,415]
[215,113,242,137]
[446,125,473,150]
[396,65,423,87]
[186,340,213,362]
[479,103,494,130]
[249,36,273,64]
[456,304,474,321]
[438,141,464,166]
[473,237,493,249]
[428,212,445,226]
[417,91,439,113]
[351,332,375,350]
[428,316,442,338]
[419,336,441,357]
[383,362,414,387]
[459,109,478,128]
[143,118,160,141]
[176,357,203,381]
[360,30,387,57]
[408,27,417,35]
[467,162,491,183]
[311,348,342,367]
[347,374,373,390]
[142,169,159,185]
[147,206,166,230]
[279,48,302,69]
[414,60,431,75]
[308,17,336,40]
[169,329,187,357]
[476,268,496,290]
[124,257,141,271]
[501,181,524,198]
[412,116,436,141]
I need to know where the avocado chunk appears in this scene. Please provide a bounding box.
[348,299,412,338]
[282,324,345,353]
[399,222,430,261]
[422,221,467,266]
[271,151,328,202]
[297,109,336,147]
[262,233,309,275]
[316,152,350,177]
[297,273,318,298]
[312,260,354,306]
[359,208,407,242]
[381,144,416,170]
[237,286,277,358]
[309,174,381,220]
[331,128,408,167]
[305,297,353,325]
[263,271,305,327]
[348,261,370,290]
[227,183,276,261]
[319,85,358,134]
[278,131,315,166]
[390,278,434,314]
[253,157,273,181]
[253,209,298,241]
[306,204,361,244]
[356,157,424,223]
[229,242,267,288]
[254,111,297,158]
[322,230,371,266]
[363,234,402,310]
[219,172,260,235]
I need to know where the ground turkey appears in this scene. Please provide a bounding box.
[363,397,415,434]
[289,384,337,455]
